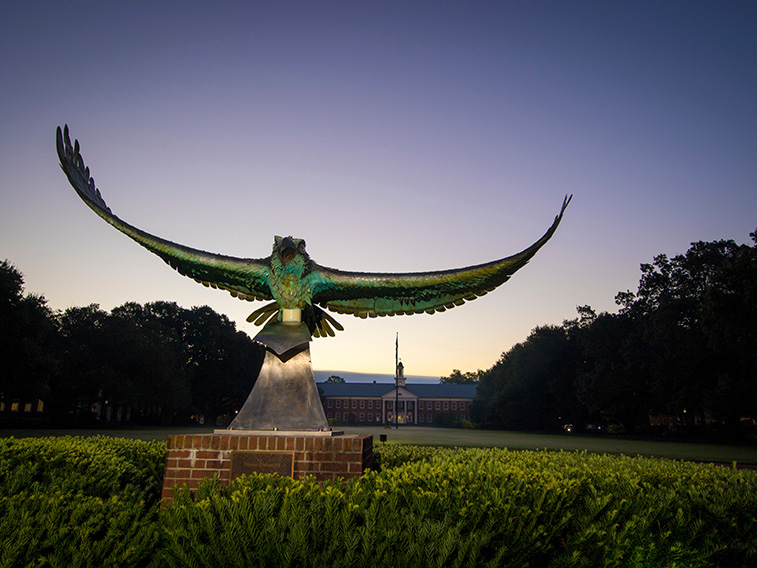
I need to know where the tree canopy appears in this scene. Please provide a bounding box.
[440,369,484,385]
[0,261,58,405]
[1,260,264,426]
[471,231,757,436]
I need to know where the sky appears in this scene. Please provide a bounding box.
[1,1,755,380]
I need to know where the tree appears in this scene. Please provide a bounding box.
[109,304,189,420]
[0,260,58,405]
[52,300,265,425]
[181,305,264,424]
[573,310,650,432]
[613,236,757,432]
[325,375,345,383]
[440,369,484,384]
[700,230,757,430]
[113,301,265,424]
[472,325,582,431]
[53,304,112,422]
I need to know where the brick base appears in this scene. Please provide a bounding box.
[161,432,373,504]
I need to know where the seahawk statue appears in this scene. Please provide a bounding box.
[56,125,571,432]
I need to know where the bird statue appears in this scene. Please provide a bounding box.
[57,125,571,431]
[56,125,571,340]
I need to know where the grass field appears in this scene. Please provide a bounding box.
[2,424,755,464]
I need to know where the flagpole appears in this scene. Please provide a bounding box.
[395,333,399,429]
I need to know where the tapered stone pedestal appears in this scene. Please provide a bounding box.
[226,320,332,432]
[228,344,329,431]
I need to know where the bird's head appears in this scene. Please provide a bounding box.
[273,235,309,266]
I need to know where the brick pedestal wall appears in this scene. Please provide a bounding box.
[161,433,373,504]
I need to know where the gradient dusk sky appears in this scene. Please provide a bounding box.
[1,1,755,379]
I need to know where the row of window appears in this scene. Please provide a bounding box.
[329,412,383,422]
[326,411,469,424]
[0,400,45,413]
[326,399,467,411]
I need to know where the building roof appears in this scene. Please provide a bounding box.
[403,384,477,399]
[317,382,477,399]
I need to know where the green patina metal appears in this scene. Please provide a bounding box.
[57,125,571,340]
[57,125,571,432]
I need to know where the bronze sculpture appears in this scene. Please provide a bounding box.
[57,125,571,432]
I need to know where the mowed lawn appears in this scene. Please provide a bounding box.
[342,426,757,465]
[2,424,755,465]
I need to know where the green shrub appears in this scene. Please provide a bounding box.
[0,436,165,503]
[0,436,165,567]
[1,438,755,567]
[158,446,757,568]
[0,491,159,568]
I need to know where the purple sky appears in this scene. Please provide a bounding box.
[2,1,755,378]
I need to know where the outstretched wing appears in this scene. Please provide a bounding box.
[56,125,274,303]
[311,195,571,318]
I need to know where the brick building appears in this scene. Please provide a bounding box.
[317,382,476,425]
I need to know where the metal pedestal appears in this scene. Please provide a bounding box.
[227,321,330,432]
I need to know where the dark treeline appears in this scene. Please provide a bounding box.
[467,231,757,438]
[4,230,756,435]
[1,260,265,426]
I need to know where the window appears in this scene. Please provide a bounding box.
[335,412,340,420]
[367,413,372,422]
[418,401,424,410]
[443,401,449,410]
[352,400,357,409]
[336,400,341,408]
[368,400,373,409]
[435,401,440,410]
[419,414,424,423]
[360,400,365,409]
[327,400,333,408]
[360,413,365,422]
[327,412,332,418]
[460,402,466,410]
[452,401,457,410]
[427,414,432,423]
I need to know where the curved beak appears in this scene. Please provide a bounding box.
[279,237,296,263]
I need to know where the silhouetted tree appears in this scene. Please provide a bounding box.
[0,260,58,405]
[613,236,757,432]
[472,325,582,430]
[440,369,484,384]
[572,311,649,432]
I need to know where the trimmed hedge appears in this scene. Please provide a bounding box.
[1,437,755,567]
[160,446,757,568]
[0,436,164,567]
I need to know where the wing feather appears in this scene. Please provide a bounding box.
[311,195,571,317]
[57,125,273,302]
